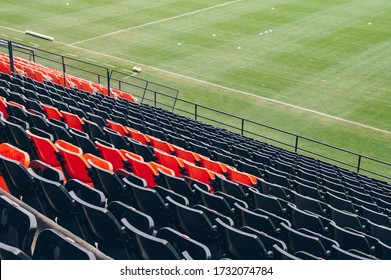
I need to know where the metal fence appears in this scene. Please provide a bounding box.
[2,39,390,183]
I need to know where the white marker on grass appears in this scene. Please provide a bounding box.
[177,42,182,46]
[237,46,241,50]
[66,2,69,5]
[212,33,216,37]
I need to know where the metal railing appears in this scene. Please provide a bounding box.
[2,39,390,183]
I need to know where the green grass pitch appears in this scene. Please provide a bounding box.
[0,0,390,180]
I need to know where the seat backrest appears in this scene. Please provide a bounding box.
[234,202,276,235]
[108,201,154,234]
[68,191,131,259]
[0,242,31,260]
[27,130,61,168]
[121,218,180,260]
[33,229,96,260]
[215,218,268,260]
[0,195,37,256]
[123,178,169,228]
[95,140,129,171]
[166,196,215,245]
[65,179,105,207]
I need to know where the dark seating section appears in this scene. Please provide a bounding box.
[0,55,391,260]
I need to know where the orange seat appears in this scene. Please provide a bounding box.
[61,110,84,131]
[55,140,93,186]
[83,153,113,172]
[119,149,144,162]
[126,127,151,145]
[0,97,9,118]
[226,166,257,187]
[183,160,215,187]
[0,143,30,168]
[0,61,11,75]
[199,156,229,177]
[41,103,63,121]
[0,143,30,193]
[95,141,130,171]
[174,146,201,165]
[150,136,175,155]
[106,119,127,136]
[154,149,184,177]
[26,130,63,173]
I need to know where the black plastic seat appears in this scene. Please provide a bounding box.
[166,196,220,257]
[215,218,270,260]
[83,118,107,141]
[65,179,106,207]
[88,160,129,204]
[69,191,131,259]
[249,188,288,217]
[0,195,37,256]
[368,220,391,247]
[27,168,85,238]
[193,184,234,217]
[280,222,331,259]
[156,227,212,260]
[158,170,196,204]
[288,203,329,235]
[121,218,181,260]
[123,178,170,229]
[47,118,73,143]
[0,155,45,212]
[329,222,375,255]
[108,201,154,234]
[0,242,31,260]
[234,202,277,236]
[33,229,96,260]
[69,129,98,155]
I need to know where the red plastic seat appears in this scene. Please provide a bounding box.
[199,156,229,177]
[174,146,201,165]
[61,110,84,131]
[41,103,63,121]
[226,166,257,187]
[0,97,9,118]
[0,143,30,193]
[154,149,184,177]
[149,136,175,155]
[95,141,130,171]
[183,160,215,188]
[26,130,63,173]
[106,120,127,136]
[83,153,113,172]
[0,61,11,75]
[55,140,93,186]
[126,127,151,145]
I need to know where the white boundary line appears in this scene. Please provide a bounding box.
[60,43,391,136]
[69,0,241,46]
[1,25,390,136]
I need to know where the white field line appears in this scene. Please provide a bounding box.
[103,63,115,68]
[0,25,24,34]
[1,25,390,136]
[69,0,241,46]
[59,43,391,136]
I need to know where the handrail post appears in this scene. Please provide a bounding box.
[61,56,66,87]
[154,91,157,107]
[107,68,111,96]
[195,104,198,121]
[8,41,15,74]
[357,155,362,173]
[142,81,149,102]
[241,119,245,136]
[295,135,299,153]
